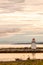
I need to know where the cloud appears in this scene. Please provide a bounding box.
[0,27,21,38]
[0,0,25,13]
[9,0,25,3]
[25,0,43,5]
[38,13,43,15]
[0,0,43,13]
[0,28,20,33]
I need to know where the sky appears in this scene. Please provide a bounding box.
[0,0,43,43]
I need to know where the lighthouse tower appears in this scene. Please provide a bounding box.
[31,38,36,50]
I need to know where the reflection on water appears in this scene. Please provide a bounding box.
[0,53,43,61]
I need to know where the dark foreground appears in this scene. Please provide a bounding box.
[0,60,43,65]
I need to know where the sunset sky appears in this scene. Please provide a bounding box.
[0,0,43,43]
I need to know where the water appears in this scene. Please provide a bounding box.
[0,53,43,61]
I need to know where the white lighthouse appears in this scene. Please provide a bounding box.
[31,38,36,50]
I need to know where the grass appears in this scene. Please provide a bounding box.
[0,60,43,65]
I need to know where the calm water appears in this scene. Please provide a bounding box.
[0,53,43,61]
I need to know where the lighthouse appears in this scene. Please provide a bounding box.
[31,38,36,50]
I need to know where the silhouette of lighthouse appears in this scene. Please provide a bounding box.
[31,38,36,50]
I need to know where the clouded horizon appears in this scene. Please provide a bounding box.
[0,0,43,43]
